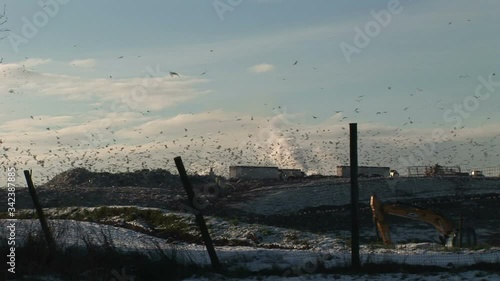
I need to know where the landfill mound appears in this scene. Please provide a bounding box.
[43,167,215,188]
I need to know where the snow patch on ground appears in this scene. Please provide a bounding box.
[2,217,499,270]
[182,270,500,281]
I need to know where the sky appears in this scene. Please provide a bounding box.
[0,0,499,183]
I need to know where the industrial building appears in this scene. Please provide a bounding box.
[229,166,306,180]
[336,165,391,178]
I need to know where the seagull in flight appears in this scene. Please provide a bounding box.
[170,71,180,78]
[293,60,298,66]
[117,56,124,59]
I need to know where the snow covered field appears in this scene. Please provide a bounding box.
[2,210,500,280]
[2,177,499,280]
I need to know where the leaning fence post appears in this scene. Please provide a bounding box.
[23,170,56,262]
[174,156,222,272]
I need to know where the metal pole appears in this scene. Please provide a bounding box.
[349,123,360,269]
[174,156,222,272]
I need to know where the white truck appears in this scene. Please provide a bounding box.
[471,170,484,177]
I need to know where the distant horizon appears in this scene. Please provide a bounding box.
[2,162,498,188]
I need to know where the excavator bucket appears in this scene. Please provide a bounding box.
[370,195,392,245]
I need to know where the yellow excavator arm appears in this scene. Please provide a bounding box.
[370,195,457,246]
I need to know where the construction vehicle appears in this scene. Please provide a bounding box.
[390,170,399,177]
[370,195,477,247]
[471,170,484,177]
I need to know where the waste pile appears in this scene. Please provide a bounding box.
[42,167,216,188]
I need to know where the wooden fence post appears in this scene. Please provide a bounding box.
[174,157,222,272]
[23,170,56,263]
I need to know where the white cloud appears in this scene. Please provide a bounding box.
[249,63,275,73]
[22,58,53,68]
[0,61,210,109]
[69,58,97,68]
[0,115,75,133]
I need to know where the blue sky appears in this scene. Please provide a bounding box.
[1,0,499,181]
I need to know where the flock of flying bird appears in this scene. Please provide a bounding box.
[1,43,500,182]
